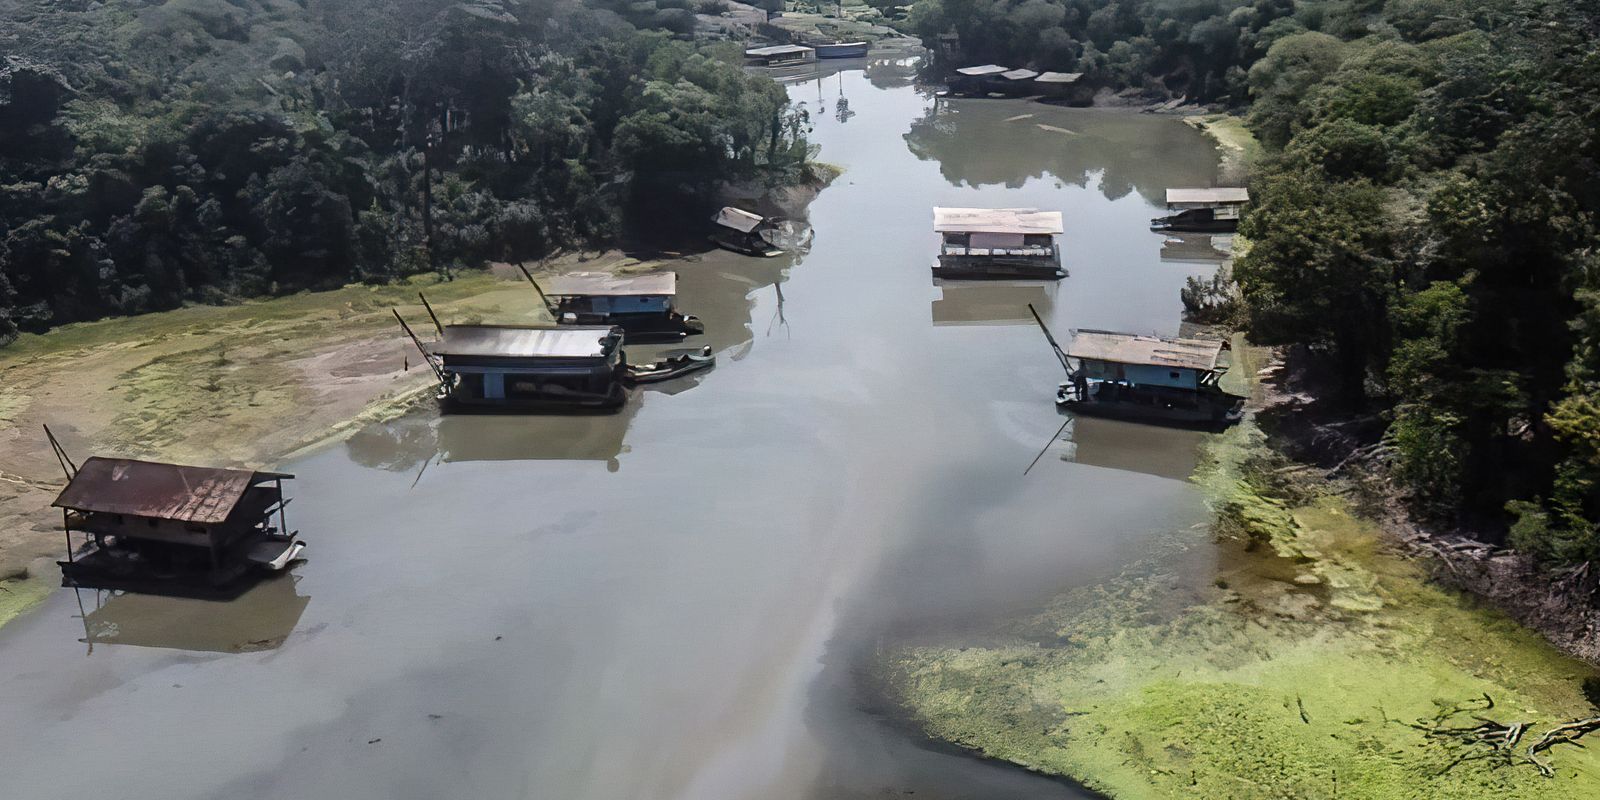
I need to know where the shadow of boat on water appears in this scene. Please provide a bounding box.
[75,574,311,654]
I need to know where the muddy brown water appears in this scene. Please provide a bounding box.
[0,63,1227,799]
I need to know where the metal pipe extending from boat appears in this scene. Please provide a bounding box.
[1028,304,1072,375]
[43,424,78,479]
[393,309,446,382]
[418,292,444,336]
[516,263,556,315]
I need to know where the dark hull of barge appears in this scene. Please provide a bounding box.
[1056,382,1243,429]
[438,384,629,414]
[60,539,302,601]
[1150,209,1240,233]
[557,314,703,344]
[710,231,785,258]
[933,256,1067,281]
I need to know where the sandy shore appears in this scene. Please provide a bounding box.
[0,252,663,616]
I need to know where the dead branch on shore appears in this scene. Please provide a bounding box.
[1529,717,1600,755]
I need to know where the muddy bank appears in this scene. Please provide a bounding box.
[0,253,679,614]
[879,347,1600,799]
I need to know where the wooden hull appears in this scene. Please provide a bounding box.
[557,314,703,344]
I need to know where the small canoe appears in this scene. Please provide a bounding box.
[627,347,716,384]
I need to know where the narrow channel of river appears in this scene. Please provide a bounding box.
[0,61,1228,799]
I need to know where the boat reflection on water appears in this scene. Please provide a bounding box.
[75,575,310,654]
[436,404,639,468]
[1159,233,1233,265]
[1042,416,1208,481]
[931,282,1056,326]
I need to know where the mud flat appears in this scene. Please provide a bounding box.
[879,348,1600,799]
[0,254,659,614]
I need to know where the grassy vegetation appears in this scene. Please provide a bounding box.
[1183,114,1261,185]
[0,575,51,630]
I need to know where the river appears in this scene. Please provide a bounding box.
[0,60,1230,799]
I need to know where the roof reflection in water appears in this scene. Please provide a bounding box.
[931,282,1056,326]
[76,575,310,654]
[1160,233,1233,265]
[1052,416,1208,481]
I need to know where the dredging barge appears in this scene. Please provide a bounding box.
[53,454,304,600]
[1031,307,1244,426]
[424,323,629,412]
[1150,187,1249,233]
[933,207,1067,280]
[538,272,703,343]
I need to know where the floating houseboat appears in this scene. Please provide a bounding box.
[711,206,784,257]
[947,64,1008,95]
[1035,71,1092,104]
[933,207,1066,280]
[744,44,816,68]
[425,323,628,412]
[542,272,703,343]
[1151,187,1250,233]
[54,457,304,599]
[998,68,1039,95]
[813,41,869,59]
[1053,328,1245,426]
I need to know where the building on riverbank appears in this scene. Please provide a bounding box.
[743,44,816,68]
[932,207,1066,280]
[1034,71,1091,105]
[54,457,303,599]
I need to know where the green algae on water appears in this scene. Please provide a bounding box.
[883,412,1600,799]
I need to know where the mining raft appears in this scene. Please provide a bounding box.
[414,322,629,412]
[743,44,816,68]
[1031,308,1245,426]
[710,206,786,257]
[52,450,304,600]
[933,207,1067,280]
[537,272,703,343]
[1150,187,1250,233]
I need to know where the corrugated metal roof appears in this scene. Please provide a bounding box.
[712,206,765,233]
[1001,69,1039,81]
[1068,330,1225,372]
[433,324,618,359]
[544,272,676,297]
[54,457,289,524]
[745,45,814,57]
[933,207,1064,235]
[1035,71,1084,84]
[1166,187,1250,205]
[955,64,1008,76]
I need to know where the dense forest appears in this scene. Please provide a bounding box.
[926,0,1600,565]
[0,0,813,340]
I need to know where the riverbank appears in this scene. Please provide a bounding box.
[0,251,670,620]
[879,350,1600,798]
[1182,114,1259,185]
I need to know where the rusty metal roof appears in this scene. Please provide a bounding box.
[53,457,291,524]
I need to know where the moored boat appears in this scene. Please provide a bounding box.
[813,41,869,59]
[933,207,1067,280]
[52,453,304,600]
[1151,187,1249,233]
[538,271,703,343]
[626,346,715,385]
[1030,308,1244,428]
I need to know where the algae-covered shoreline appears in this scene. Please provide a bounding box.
[878,351,1600,798]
